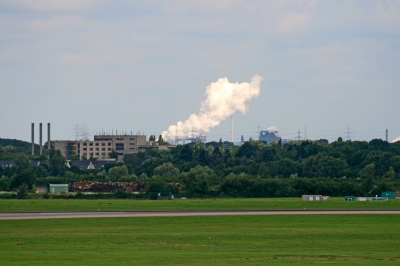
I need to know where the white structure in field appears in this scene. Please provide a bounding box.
[302,195,330,201]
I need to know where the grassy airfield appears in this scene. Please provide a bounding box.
[1,214,400,265]
[1,197,400,212]
[1,198,399,265]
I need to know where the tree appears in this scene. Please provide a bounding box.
[34,165,48,178]
[11,168,36,190]
[303,154,350,178]
[49,149,66,176]
[358,163,376,178]
[153,162,179,178]
[157,135,169,145]
[109,149,119,160]
[124,154,142,168]
[197,150,207,166]
[179,145,193,162]
[17,184,27,199]
[268,158,301,178]
[108,165,129,180]
[12,153,31,175]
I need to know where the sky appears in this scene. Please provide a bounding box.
[1,0,399,144]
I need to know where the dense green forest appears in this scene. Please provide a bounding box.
[1,137,399,197]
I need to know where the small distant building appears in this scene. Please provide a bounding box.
[70,159,116,170]
[302,195,329,201]
[0,160,13,169]
[345,196,355,201]
[33,184,68,193]
[381,192,396,199]
[29,160,41,167]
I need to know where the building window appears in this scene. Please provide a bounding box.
[89,143,93,146]
[102,148,105,151]
[115,143,124,150]
[108,148,111,151]
[102,153,105,156]
[90,148,93,151]
[83,148,87,151]
[96,148,99,151]
[96,153,99,156]
[102,142,105,146]
[95,143,99,146]
[108,142,111,146]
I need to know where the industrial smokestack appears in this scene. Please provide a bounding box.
[31,123,34,156]
[47,123,50,154]
[39,123,42,155]
[386,129,388,142]
[230,116,233,142]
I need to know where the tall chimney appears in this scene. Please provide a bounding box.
[48,123,51,153]
[230,116,234,142]
[39,123,42,155]
[386,129,388,142]
[31,123,34,155]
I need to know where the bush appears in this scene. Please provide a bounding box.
[17,184,27,199]
[75,191,85,199]
[114,189,127,199]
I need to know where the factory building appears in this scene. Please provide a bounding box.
[55,134,174,160]
[259,130,281,143]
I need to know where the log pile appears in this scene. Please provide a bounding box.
[69,181,149,193]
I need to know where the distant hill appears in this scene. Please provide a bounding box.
[0,138,41,156]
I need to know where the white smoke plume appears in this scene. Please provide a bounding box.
[267,126,278,132]
[162,75,264,142]
[392,136,400,143]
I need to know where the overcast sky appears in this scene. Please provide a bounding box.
[1,0,399,144]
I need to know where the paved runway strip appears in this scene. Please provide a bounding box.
[1,210,400,220]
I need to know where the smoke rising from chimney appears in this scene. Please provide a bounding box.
[392,136,400,143]
[267,126,278,132]
[161,75,263,142]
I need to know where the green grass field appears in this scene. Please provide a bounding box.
[1,197,399,212]
[1,215,399,265]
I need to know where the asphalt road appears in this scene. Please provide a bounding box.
[1,210,400,220]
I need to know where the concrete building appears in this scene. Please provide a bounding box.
[55,134,174,160]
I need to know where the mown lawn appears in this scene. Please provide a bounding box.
[0,197,399,212]
[1,215,399,265]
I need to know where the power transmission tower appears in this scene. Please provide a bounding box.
[344,125,353,141]
[296,128,301,141]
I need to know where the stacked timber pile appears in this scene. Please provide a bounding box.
[69,181,149,192]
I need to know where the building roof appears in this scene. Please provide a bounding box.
[71,160,91,170]
[30,160,41,167]
[0,160,13,168]
[71,160,116,170]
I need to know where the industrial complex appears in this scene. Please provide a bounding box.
[30,123,285,160]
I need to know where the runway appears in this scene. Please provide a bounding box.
[1,210,400,220]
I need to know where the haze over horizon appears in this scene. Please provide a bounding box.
[1,1,399,144]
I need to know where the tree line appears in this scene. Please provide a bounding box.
[1,137,399,197]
